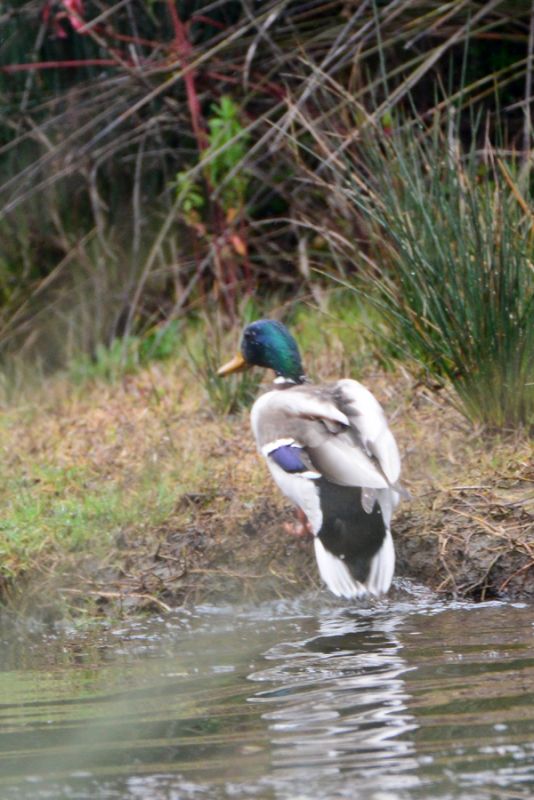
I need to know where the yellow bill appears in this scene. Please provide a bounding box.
[217,352,248,376]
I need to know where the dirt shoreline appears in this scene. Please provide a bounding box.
[109,478,534,611]
[53,474,533,616]
[1,364,532,618]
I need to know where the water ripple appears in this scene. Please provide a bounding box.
[1,591,534,799]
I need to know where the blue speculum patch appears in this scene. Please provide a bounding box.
[269,444,308,473]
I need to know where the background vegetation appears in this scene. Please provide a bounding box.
[1,1,533,429]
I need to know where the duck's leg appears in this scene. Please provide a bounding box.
[283,507,314,538]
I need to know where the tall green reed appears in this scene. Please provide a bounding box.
[344,124,534,430]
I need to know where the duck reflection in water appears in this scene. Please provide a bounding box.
[248,605,420,798]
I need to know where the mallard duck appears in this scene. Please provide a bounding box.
[218,319,403,599]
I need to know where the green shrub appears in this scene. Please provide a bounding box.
[69,321,182,384]
[345,124,534,430]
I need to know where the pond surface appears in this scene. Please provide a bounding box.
[1,583,534,799]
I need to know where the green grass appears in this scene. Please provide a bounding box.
[289,292,399,379]
[69,321,183,384]
[342,122,534,430]
[66,306,266,417]
[0,462,177,579]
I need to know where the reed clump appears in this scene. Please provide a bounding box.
[341,126,534,430]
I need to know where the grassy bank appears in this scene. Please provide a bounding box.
[0,304,531,619]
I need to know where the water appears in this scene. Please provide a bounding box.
[1,583,534,799]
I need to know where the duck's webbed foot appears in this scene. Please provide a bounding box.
[283,507,314,538]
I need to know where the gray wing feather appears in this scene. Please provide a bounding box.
[251,380,401,491]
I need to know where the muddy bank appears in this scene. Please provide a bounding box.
[395,483,534,601]
[58,453,534,616]
[58,475,533,616]
[0,365,532,618]
[120,488,534,611]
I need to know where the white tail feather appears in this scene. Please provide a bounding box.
[314,530,395,599]
[366,529,395,596]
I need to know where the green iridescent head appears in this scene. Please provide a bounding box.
[218,319,305,383]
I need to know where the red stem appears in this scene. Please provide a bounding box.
[1,59,122,73]
[98,29,161,49]
[164,1,239,314]
[189,15,227,31]
[165,0,208,152]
